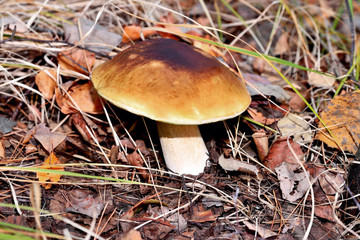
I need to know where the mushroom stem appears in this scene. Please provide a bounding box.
[157,122,209,175]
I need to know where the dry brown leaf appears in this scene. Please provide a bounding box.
[58,48,95,75]
[25,144,37,154]
[35,68,57,100]
[316,91,360,154]
[264,137,304,170]
[318,171,345,195]
[314,204,335,222]
[0,140,5,159]
[127,151,149,182]
[122,25,156,43]
[218,154,259,176]
[55,81,103,114]
[274,33,290,55]
[36,152,64,189]
[119,229,143,240]
[288,89,310,112]
[34,123,67,153]
[308,72,335,87]
[244,220,277,239]
[190,204,218,223]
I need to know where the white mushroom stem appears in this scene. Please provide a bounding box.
[157,122,209,175]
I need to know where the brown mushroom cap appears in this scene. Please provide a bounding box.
[92,38,251,125]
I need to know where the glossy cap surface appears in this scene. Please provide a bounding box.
[92,38,251,124]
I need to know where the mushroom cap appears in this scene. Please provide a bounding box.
[92,38,251,125]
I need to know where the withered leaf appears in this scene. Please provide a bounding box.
[55,81,103,114]
[218,154,259,176]
[58,48,95,75]
[36,152,64,189]
[264,137,304,170]
[316,91,360,153]
[34,123,67,153]
[35,68,57,100]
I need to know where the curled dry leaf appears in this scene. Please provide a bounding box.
[127,151,149,182]
[264,137,304,171]
[275,162,310,202]
[55,81,103,114]
[218,154,259,176]
[57,48,95,75]
[35,68,57,100]
[316,91,360,154]
[36,152,64,189]
[252,130,268,161]
[34,123,67,153]
[122,25,157,43]
[190,204,219,223]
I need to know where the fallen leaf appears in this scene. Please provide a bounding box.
[244,220,278,239]
[0,140,5,159]
[274,33,290,55]
[118,229,143,240]
[318,171,345,195]
[252,130,268,161]
[275,162,310,202]
[36,152,64,189]
[127,151,149,181]
[65,189,112,219]
[277,114,312,143]
[190,204,218,223]
[264,137,304,170]
[316,91,360,154]
[63,17,122,54]
[0,116,16,134]
[245,73,291,103]
[122,25,156,43]
[288,89,311,112]
[58,48,95,75]
[202,193,223,208]
[25,144,37,154]
[314,204,335,222]
[248,107,278,125]
[218,154,259,176]
[308,72,335,87]
[35,68,57,100]
[55,81,103,114]
[34,123,67,153]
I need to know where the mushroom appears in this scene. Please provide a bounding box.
[91,38,251,175]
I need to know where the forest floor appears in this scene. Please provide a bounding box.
[0,0,359,239]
